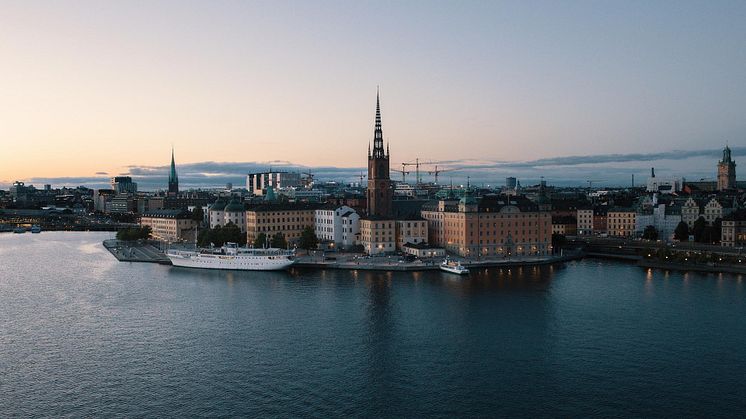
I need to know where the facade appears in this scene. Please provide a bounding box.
[421,194,552,258]
[168,148,179,196]
[593,208,608,235]
[140,209,197,243]
[110,194,136,213]
[552,216,577,236]
[717,145,737,191]
[635,203,682,241]
[359,219,396,255]
[111,176,137,194]
[209,198,248,232]
[314,205,360,249]
[245,203,318,245]
[395,219,428,250]
[703,197,735,225]
[93,189,116,212]
[607,208,636,237]
[721,210,746,247]
[681,197,703,227]
[402,242,445,258]
[576,208,593,235]
[246,171,302,196]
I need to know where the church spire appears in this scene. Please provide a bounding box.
[372,89,385,159]
[168,147,179,195]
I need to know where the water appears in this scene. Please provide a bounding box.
[1,232,745,417]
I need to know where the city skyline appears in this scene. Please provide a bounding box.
[2,1,745,186]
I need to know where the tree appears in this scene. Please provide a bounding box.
[642,225,658,241]
[674,221,689,241]
[692,217,707,243]
[551,233,567,254]
[298,226,319,250]
[219,222,245,245]
[254,232,267,248]
[271,232,287,249]
[191,207,205,223]
[712,217,722,244]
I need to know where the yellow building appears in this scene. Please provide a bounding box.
[421,194,552,258]
[245,203,319,246]
[140,209,197,243]
[607,208,636,237]
[359,218,396,255]
[395,219,428,250]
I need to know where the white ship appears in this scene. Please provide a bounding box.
[166,242,295,271]
[440,258,470,275]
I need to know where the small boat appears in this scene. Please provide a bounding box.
[13,227,26,234]
[440,258,469,275]
[31,225,42,233]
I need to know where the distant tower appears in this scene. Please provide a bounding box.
[717,145,736,191]
[168,147,179,195]
[367,90,393,218]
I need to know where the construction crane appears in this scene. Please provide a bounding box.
[427,165,457,184]
[391,168,410,183]
[400,158,424,184]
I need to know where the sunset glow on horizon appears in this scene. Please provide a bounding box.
[1,1,745,186]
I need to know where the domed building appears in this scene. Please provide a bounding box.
[208,199,227,230]
[223,198,246,232]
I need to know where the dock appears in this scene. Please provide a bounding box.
[103,239,172,264]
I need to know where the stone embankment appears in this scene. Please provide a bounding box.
[103,239,172,264]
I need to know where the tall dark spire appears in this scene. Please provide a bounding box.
[168,147,179,194]
[372,89,386,159]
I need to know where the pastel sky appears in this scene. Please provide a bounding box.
[1,1,745,188]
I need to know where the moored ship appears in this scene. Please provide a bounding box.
[166,242,295,271]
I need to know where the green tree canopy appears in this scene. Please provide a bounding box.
[253,232,267,248]
[271,232,287,249]
[642,225,658,241]
[692,217,707,242]
[117,226,152,241]
[298,226,319,250]
[674,221,689,241]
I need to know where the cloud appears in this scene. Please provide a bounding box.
[18,146,737,190]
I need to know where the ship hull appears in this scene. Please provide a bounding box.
[167,251,294,271]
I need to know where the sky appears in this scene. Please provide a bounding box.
[1,1,745,189]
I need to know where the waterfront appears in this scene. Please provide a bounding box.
[1,232,745,417]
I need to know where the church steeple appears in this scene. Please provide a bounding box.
[366,89,393,218]
[168,147,179,195]
[372,89,386,159]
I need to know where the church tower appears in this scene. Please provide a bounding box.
[367,91,393,217]
[717,145,736,191]
[168,147,179,196]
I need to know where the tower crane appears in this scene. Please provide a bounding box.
[427,165,457,184]
[391,168,410,183]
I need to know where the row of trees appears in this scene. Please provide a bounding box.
[673,217,722,243]
[116,226,152,241]
[196,223,320,250]
[197,223,245,247]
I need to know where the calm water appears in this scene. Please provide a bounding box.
[1,232,745,417]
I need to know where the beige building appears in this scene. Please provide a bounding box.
[607,208,636,237]
[395,219,428,250]
[681,197,702,227]
[703,197,736,225]
[421,194,552,258]
[360,218,396,255]
[245,203,319,246]
[140,209,197,243]
[721,210,746,247]
[576,208,593,235]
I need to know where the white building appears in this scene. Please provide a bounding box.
[646,168,682,194]
[208,198,246,232]
[681,197,702,227]
[314,205,360,249]
[246,171,302,196]
[635,202,682,241]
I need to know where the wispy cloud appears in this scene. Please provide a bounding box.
[20,146,739,189]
